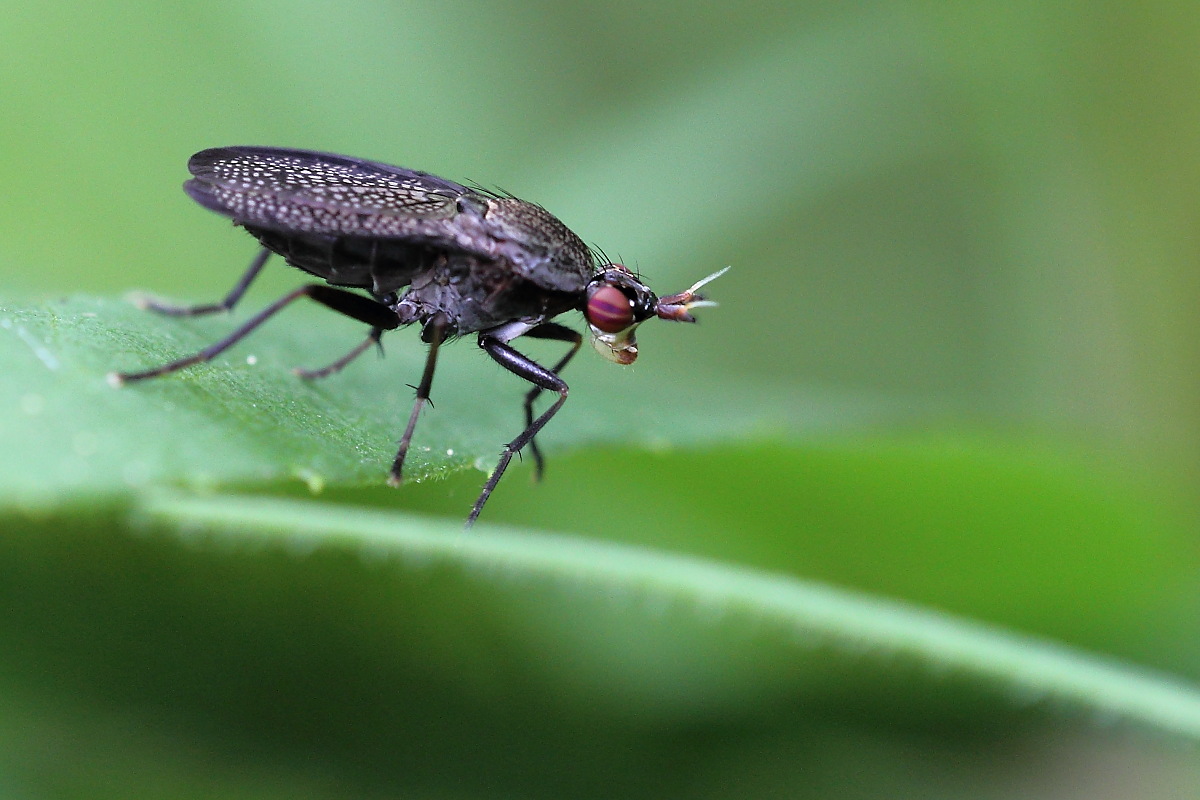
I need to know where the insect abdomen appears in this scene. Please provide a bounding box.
[243,226,439,295]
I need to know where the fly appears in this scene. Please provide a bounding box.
[110,147,727,526]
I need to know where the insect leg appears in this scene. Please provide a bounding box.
[110,284,399,384]
[387,312,449,488]
[293,327,385,380]
[468,336,569,527]
[518,322,582,481]
[138,248,271,316]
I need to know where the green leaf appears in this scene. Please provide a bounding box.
[0,295,858,509]
[2,293,1199,795]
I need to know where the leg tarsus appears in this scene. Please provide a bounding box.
[138,248,271,317]
[467,335,570,527]
[294,327,384,380]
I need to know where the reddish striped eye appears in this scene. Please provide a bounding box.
[586,285,634,333]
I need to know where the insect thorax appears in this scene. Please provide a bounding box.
[395,254,580,334]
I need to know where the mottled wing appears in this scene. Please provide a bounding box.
[185,146,488,251]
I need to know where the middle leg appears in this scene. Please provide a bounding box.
[388,313,449,487]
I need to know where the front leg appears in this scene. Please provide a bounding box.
[469,333,570,526]
[519,322,582,480]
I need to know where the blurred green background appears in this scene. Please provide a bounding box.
[3,0,1200,796]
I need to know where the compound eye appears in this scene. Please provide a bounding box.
[586,285,634,333]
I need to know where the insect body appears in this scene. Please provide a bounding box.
[111,147,726,525]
